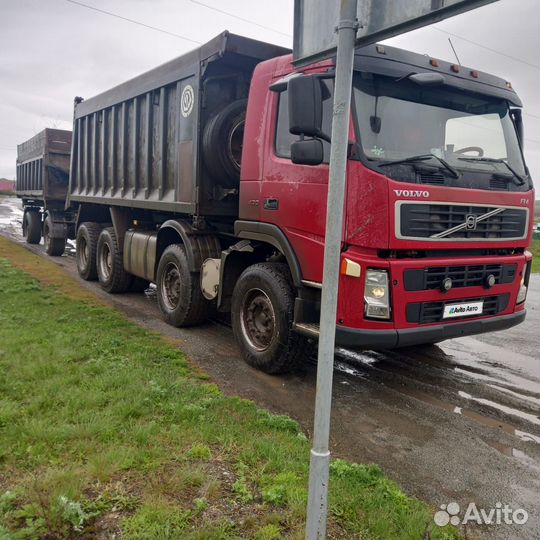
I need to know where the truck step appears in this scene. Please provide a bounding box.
[294,322,320,338]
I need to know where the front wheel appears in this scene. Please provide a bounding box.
[231,262,312,374]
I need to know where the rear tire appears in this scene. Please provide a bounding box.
[76,222,101,281]
[231,262,311,374]
[96,227,133,293]
[156,244,212,327]
[43,216,65,256]
[24,210,41,244]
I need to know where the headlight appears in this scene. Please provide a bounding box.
[364,269,390,319]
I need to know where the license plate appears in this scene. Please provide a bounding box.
[442,300,484,319]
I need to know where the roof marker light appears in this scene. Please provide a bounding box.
[451,64,460,73]
[376,45,386,54]
[430,58,439,67]
[470,70,479,78]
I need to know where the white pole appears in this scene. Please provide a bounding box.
[305,1,358,540]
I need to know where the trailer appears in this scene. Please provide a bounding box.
[16,128,74,255]
[65,31,533,373]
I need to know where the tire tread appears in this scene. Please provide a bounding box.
[97,227,132,293]
[232,262,313,374]
[76,222,101,281]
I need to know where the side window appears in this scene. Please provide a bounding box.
[274,80,333,162]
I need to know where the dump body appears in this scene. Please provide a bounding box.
[68,32,288,217]
[16,129,72,207]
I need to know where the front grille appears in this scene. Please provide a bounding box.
[406,294,509,324]
[403,263,517,291]
[399,203,528,241]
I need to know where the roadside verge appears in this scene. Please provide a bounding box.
[0,237,458,539]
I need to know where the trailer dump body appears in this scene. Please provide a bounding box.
[68,31,289,217]
[16,128,72,206]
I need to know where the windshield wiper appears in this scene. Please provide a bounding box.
[457,157,526,186]
[378,153,460,179]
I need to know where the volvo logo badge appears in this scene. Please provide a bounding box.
[465,214,478,230]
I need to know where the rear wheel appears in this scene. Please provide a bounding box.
[96,227,133,293]
[156,244,211,327]
[231,262,311,374]
[24,210,41,244]
[76,222,101,281]
[43,216,65,256]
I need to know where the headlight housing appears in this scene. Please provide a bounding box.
[364,269,390,319]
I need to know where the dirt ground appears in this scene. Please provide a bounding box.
[1,195,538,540]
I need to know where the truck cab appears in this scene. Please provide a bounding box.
[236,43,533,352]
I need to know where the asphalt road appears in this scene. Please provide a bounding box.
[1,196,538,540]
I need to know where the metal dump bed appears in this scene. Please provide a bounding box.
[16,129,72,204]
[68,31,289,217]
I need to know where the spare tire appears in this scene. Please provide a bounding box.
[202,99,247,188]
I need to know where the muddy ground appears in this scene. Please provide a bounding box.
[1,195,538,540]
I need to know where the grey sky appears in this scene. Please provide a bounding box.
[0,0,538,192]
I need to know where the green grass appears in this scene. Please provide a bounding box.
[0,257,458,539]
[528,236,539,273]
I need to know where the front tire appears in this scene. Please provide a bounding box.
[24,210,41,244]
[231,262,311,374]
[96,227,133,293]
[43,216,65,256]
[156,244,212,327]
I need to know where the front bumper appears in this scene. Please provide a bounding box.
[335,309,526,349]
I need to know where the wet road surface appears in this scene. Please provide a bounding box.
[1,196,538,540]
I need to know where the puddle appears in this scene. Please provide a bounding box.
[379,385,540,469]
[458,390,540,426]
[335,360,368,379]
[441,338,540,395]
[336,348,378,367]
[486,440,540,471]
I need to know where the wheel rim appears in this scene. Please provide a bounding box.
[228,117,244,170]
[240,288,276,352]
[78,236,89,268]
[161,262,182,310]
[99,242,112,281]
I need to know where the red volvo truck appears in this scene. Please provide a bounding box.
[67,32,534,373]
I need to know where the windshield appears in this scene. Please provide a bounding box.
[352,73,526,175]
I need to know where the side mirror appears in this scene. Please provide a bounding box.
[408,72,445,86]
[288,75,324,138]
[510,108,524,148]
[291,139,324,166]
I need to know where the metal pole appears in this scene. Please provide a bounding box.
[305,2,357,540]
